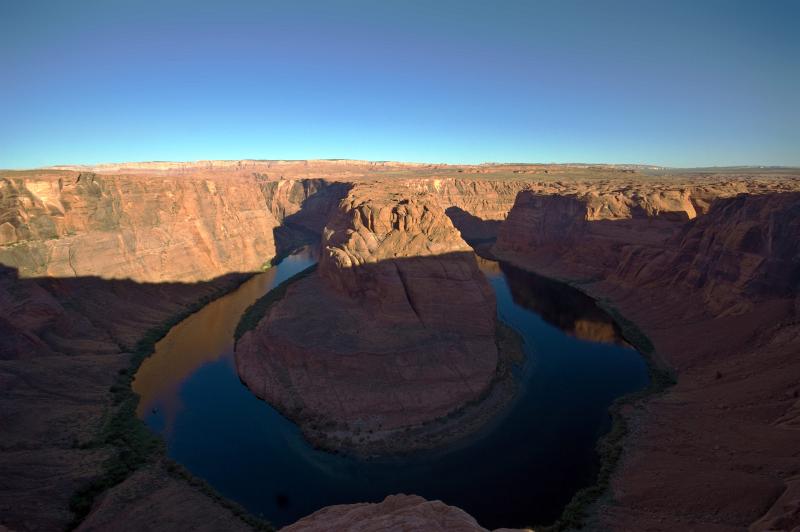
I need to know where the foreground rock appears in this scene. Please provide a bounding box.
[75,466,252,532]
[235,184,517,453]
[281,494,529,532]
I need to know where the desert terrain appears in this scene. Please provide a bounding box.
[1,160,799,531]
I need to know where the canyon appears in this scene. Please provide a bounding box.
[1,160,799,531]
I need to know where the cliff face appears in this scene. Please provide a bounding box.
[319,183,496,334]
[280,494,526,532]
[417,175,774,246]
[0,169,347,530]
[613,192,800,314]
[235,184,504,453]
[0,173,343,282]
[496,189,800,314]
[493,189,800,531]
[2,161,800,531]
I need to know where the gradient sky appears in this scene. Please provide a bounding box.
[2,0,798,168]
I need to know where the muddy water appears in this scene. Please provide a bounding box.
[134,250,648,529]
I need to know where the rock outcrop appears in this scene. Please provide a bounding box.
[281,494,529,532]
[235,183,509,453]
[0,172,344,282]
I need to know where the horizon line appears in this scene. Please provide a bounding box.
[2,158,799,172]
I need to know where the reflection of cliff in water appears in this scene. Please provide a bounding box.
[490,260,628,345]
[132,247,318,433]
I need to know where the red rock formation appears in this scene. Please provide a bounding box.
[2,161,800,530]
[235,184,503,452]
[319,183,496,335]
[0,172,343,282]
[280,494,529,532]
[494,189,800,531]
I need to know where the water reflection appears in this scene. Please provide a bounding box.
[134,249,648,529]
[482,259,627,346]
[132,247,318,432]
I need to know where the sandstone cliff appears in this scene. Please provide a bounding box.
[2,161,799,531]
[281,494,528,532]
[0,172,344,282]
[493,188,800,531]
[235,183,508,453]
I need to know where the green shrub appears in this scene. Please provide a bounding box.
[234,265,317,341]
[68,275,261,529]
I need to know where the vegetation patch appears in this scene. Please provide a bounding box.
[538,299,676,531]
[234,264,317,341]
[164,460,273,531]
[68,274,274,530]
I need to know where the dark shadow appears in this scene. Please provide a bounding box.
[497,261,628,345]
[0,263,255,360]
[444,206,502,248]
[0,262,263,530]
[270,182,351,263]
[494,190,800,287]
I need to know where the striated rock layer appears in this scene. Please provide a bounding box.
[0,166,347,530]
[235,183,510,453]
[2,161,800,530]
[280,494,529,532]
[0,172,345,282]
[494,189,800,531]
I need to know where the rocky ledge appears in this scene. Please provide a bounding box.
[235,183,523,454]
[281,494,529,532]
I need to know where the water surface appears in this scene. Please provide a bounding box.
[134,250,648,529]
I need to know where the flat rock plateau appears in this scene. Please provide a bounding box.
[1,160,799,531]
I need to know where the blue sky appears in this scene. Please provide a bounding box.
[1,0,798,168]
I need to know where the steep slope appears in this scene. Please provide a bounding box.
[281,494,528,532]
[235,183,514,453]
[0,168,346,530]
[0,172,345,282]
[494,190,800,531]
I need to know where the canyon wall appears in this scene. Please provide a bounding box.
[2,162,799,531]
[417,174,795,246]
[0,169,347,530]
[494,188,800,531]
[0,172,344,282]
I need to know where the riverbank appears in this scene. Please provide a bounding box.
[234,263,527,457]
[67,271,273,530]
[472,247,666,531]
[493,241,800,531]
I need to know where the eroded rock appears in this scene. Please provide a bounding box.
[281,494,530,532]
[235,184,508,453]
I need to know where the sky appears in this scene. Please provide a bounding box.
[1,0,798,168]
